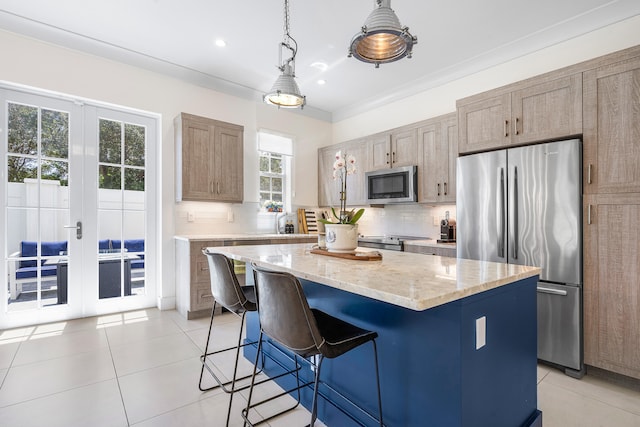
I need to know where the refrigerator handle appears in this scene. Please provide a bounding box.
[513,166,519,260]
[499,168,505,258]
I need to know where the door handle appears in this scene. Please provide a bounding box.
[64,221,82,239]
[537,286,568,296]
[512,166,518,260]
[498,168,505,258]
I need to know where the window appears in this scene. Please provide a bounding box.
[257,131,293,212]
[259,151,284,211]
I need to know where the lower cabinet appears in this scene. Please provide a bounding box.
[404,244,456,257]
[175,237,317,319]
[583,193,640,379]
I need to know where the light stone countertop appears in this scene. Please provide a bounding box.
[174,234,316,242]
[208,243,540,311]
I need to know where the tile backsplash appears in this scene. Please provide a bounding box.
[355,204,456,238]
[176,201,455,240]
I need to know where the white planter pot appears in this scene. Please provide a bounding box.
[324,223,359,253]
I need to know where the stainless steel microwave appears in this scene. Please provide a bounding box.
[366,165,417,204]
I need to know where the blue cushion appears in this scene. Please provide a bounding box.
[131,259,145,269]
[112,239,144,256]
[16,265,58,280]
[125,239,144,253]
[99,239,111,250]
[20,241,67,268]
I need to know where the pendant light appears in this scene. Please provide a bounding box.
[264,0,306,108]
[348,0,417,68]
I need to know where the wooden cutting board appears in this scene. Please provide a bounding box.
[310,248,382,261]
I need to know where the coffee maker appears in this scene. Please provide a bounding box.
[438,211,456,243]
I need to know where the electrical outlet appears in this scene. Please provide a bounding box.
[476,316,486,349]
[227,211,234,222]
[187,212,195,222]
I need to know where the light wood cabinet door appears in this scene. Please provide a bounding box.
[318,145,340,207]
[390,127,419,168]
[368,133,392,170]
[418,113,457,204]
[318,140,368,207]
[511,73,582,145]
[584,57,640,194]
[457,93,511,154]
[342,139,368,206]
[214,124,243,202]
[175,113,244,202]
[180,118,215,201]
[583,193,640,379]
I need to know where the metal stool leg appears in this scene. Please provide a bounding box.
[310,355,324,426]
[372,340,383,427]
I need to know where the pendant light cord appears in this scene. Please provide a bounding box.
[280,0,297,68]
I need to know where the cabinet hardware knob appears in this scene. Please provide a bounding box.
[514,117,520,135]
[217,182,220,194]
[200,267,209,271]
[444,182,447,196]
[392,151,395,163]
[504,120,509,137]
[386,152,389,164]
[437,183,441,196]
[587,164,592,184]
[202,293,213,298]
[588,205,592,225]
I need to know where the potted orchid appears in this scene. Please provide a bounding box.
[319,150,365,252]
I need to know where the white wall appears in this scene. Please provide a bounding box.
[0,29,332,310]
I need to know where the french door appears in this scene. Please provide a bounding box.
[1,87,157,328]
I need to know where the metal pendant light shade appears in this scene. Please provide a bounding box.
[349,0,417,67]
[264,63,306,108]
[264,0,306,109]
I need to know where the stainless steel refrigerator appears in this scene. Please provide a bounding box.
[456,139,583,376]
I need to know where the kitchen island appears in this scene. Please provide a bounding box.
[209,243,542,427]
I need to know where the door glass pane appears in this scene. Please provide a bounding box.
[5,102,70,311]
[97,118,146,300]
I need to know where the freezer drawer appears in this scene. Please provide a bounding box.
[537,282,582,371]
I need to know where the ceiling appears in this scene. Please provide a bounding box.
[1,0,639,122]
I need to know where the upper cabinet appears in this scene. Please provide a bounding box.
[457,73,582,154]
[175,113,244,203]
[418,113,458,204]
[367,127,418,170]
[318,139,368,208]
[583,56,640,194]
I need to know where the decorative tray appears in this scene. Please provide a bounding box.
[310,248,382,261]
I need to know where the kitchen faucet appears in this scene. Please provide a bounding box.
[275,212,287,234]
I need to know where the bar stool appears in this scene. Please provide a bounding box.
[198,250,260,426]
[243,264,383,427]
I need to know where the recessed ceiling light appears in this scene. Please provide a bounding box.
[215,39,226,47]
[310,62,328,72]
[317,79,326,85]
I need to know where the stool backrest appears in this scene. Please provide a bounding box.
[203,251,249,314]
[252,265,324,357]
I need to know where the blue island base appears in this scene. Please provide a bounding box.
[244,273,541,427]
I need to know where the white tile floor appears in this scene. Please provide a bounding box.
[0,308,638,427]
